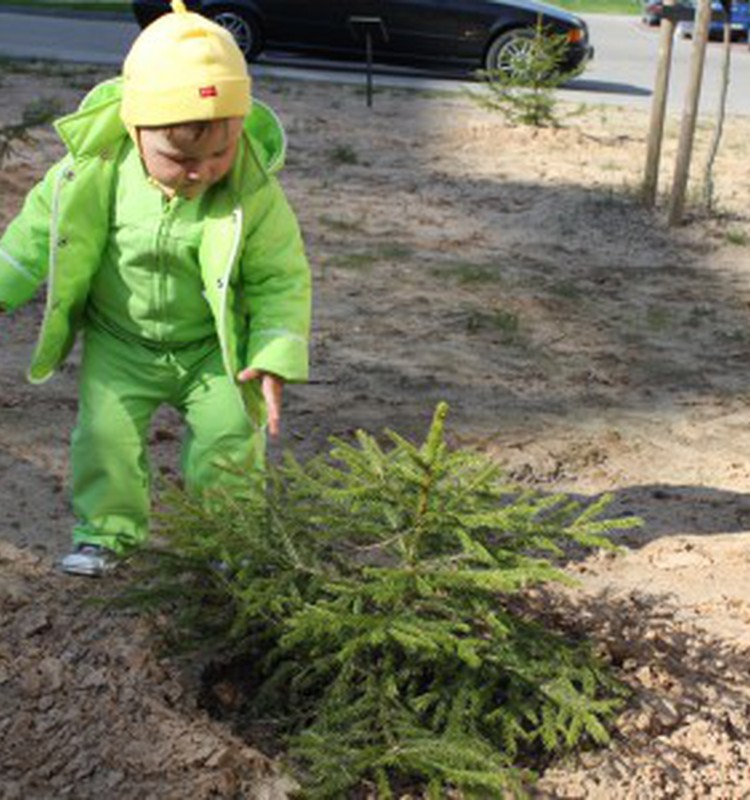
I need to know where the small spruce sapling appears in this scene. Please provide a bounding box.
[122,403,638,798]
[470,21,581,128]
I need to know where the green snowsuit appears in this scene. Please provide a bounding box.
[0,80,311,553]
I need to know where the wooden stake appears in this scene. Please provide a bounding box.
[668,0,712,225]
[642,1,677,207]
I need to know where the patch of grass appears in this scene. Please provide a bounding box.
[718,327,750,344]
[328,242,413,270]
[327,143,359,166]
[377,243,413,260]
[549,280,584,301]
[645,306,671,332]
[687,304,717,325]
[360,85,458,103]
[329,251,379,270]
[0,57,47,78]
[265,82,291,97]
[467,308,522,343]
[318,215,366,233]
[0,57,103,81]
[551,0,641,13]
[434,260,502,285]
[593,182,642,209]
[725,228,749,246]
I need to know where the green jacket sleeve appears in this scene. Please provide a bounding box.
[0,159,67,311]
[240,177,311,383]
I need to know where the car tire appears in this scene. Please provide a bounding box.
[206,6,263,61]
[484,29,537,76]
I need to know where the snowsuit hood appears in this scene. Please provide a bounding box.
[56,78,287,183]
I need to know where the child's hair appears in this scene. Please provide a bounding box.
[141,119,232,148]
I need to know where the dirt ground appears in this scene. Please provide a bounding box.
[3,60,750,798]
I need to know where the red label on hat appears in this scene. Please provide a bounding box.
[199,86,218,98]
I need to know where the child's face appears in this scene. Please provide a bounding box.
[137,118,243,200]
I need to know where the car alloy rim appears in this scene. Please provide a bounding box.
[212,12,253,55]
[496,37,535,72]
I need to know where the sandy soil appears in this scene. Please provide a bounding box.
[3,61,750,797]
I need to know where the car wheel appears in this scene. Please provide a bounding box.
[206,6,263,60]
[484,29,537,77]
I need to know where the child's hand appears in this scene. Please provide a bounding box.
[237,368,284,437]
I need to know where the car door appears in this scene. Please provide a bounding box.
[365,0,475,62]
[257,0,357,54]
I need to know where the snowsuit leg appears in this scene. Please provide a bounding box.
[71,326,263,553]
[177,340,265,496]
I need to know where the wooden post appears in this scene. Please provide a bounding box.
[642,0,677,207]
[668,0,712,225]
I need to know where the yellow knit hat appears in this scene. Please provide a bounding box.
[121,0,251,126]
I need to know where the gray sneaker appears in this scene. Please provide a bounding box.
[60,544,115,577]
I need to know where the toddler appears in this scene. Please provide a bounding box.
[0,0,311,576]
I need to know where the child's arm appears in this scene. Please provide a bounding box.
[238,177,312,434]
[0,160,66,311]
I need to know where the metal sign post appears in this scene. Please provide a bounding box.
[349,16,388,107]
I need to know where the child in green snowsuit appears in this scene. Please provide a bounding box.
[0,0,311,576]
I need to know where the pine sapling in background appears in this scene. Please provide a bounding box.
[470,21,581,128]
[122,403,638,798]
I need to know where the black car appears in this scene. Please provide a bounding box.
[641,0,695,26]
[132,0,593,78]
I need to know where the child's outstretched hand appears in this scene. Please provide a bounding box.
[237,368,284,437]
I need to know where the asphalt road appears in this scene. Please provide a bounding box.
[1,8,749,115]
[573,14,750,116]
